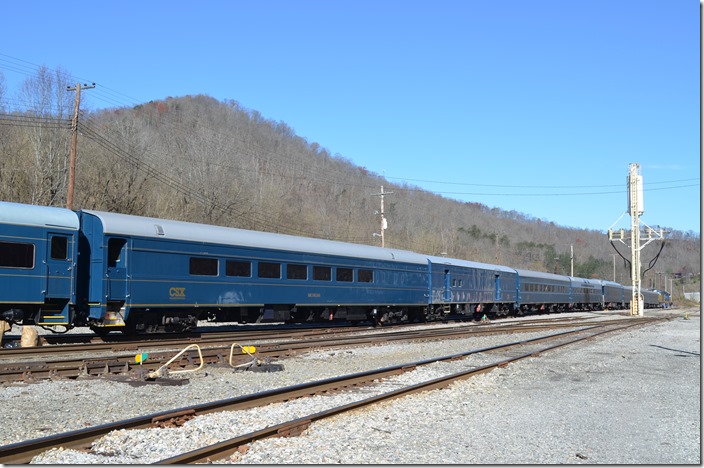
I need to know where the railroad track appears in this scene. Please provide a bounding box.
[0,313,620,360]
[0,312,590,349]
[0,317,666,464]
[0,315,641,384]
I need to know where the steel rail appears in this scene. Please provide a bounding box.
[0,326,363,358]
[0,311,627,355]
[0,319,663,464]
[1,316,639,362]
[0,317,654,383]
[157,319,658,464]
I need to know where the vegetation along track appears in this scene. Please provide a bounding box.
[0,316,667,464]
[0,315,639,384]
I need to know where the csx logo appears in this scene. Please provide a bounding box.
[169,287,186,299]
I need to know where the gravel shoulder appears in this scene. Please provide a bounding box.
[1,309,699,464]
[233,310,701,465]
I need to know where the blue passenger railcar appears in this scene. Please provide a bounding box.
[642,288,661,309]
[78,210,431,332]
[599,280,625,310]
[514,269,571,312]
[569,277,603,310]
[623,287,663,310]
[427,256,517,318]
[0,201,79,328]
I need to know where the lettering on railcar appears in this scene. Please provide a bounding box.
[169,287,186,299]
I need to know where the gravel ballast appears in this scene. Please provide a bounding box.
[1,310,699,464]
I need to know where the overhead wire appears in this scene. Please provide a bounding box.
[0,53,699,243]
[0,111,698,201]
[0,113,70,129]
[78,120,349,240]
[2,53,697,199]
[0,52,700,191]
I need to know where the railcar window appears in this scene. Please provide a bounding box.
[313,266,331,281]
[358,269,373,283]
[50,236,68,260]
[287,264,307,280]
[108,238,127,267]
[0,241,34,269]
[258,262,281,279]
[190,257,218,276]
[226,260,251,277]
[336,268,353,282]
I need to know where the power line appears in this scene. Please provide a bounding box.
[79,121,345,240]
[0,114,700,198]
[2,58,696,200]
[386,175,700,189]
[0,53,699,195]
[0,113,70,129]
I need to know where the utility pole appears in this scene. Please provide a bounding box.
[66,82,95,210]
[372,185,393,248]
[570,244,574,277]
[608,163,665,317]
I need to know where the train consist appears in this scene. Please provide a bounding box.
[0,201,669,334]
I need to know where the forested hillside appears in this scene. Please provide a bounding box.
[0,68,699,297]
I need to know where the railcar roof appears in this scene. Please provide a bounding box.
[82,210,428,264]
[0,201,79,230]
[426,255,516,273]
[569,276,600,285]
[514,268,570,282]
[599,279,623,286]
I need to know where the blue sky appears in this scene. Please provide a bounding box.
[1,0,700,234]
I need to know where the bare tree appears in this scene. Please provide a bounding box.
[17,66,73,206]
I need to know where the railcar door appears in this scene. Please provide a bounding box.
[45,233,73,299]
[494,273,501,301]
[443,270,451,302]
[106,237,129,302]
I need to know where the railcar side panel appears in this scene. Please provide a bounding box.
[514,269,571,311]
[79,210,430,331]
[427,257,517,317]
[124,237,428,309]
[600,280,625,309]
[0,202,79,327]
[569,277,603,310]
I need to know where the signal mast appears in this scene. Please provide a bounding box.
[608,163,666,316]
